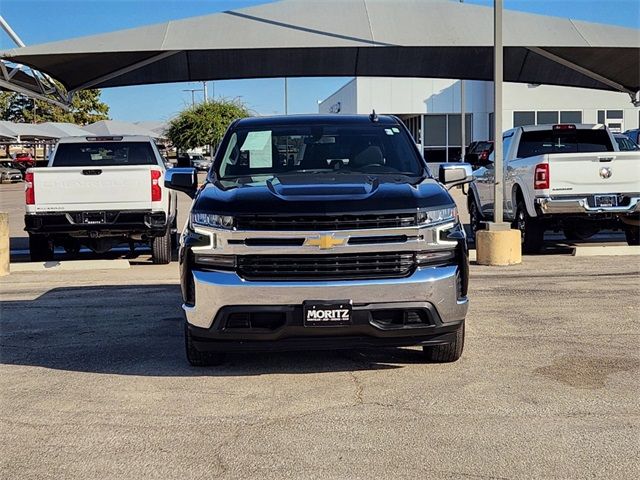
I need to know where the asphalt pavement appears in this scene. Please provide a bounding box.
[1,179,639,479]
[1,248,639,479]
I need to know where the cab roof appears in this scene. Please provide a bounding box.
[234,114,401,128]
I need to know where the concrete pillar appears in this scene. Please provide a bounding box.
[0,212,9,276]
[476,228,521,266]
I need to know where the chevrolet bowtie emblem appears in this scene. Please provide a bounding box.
[305,234,347,249]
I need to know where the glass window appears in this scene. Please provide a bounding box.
[52,142,157,167]
[446,114,473,147]
[513,111,535,127]
[423,148,446,163]
[607,110,623,119]
[615,136,639,151]
[217,124,425,180]
[537,111,559,125]
[503,134,514,160]
[597,110,605,124]
[448,147,462,162]
[560,111,582,124]
[448,114,461,146]
[516,129,614,159]
[424,115,447,146]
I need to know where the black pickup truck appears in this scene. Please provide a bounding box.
[165,114,473,366]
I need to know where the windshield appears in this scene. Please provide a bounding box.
[52,142,157,167]
[216,124,424,181]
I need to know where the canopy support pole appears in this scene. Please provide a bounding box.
[68,51,180,94]
[491,0,507,228]
[527,47,637,103]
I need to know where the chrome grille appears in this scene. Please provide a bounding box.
[237,252,415,280]
[235,214,417,231]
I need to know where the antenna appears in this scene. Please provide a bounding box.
[369,109,379,122]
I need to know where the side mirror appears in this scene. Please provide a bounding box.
[439,163,474,188]
[165,168,198,198]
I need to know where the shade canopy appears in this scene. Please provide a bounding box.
[36,122,94,138]
[0,121,58,140]
[1,0,638,99]
[0,123,18,141]
[83,120,165,139]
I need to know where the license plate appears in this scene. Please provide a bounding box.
[82,211,106,224]
[594,195,617,207]
[303,300,352,327]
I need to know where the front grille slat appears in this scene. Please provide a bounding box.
[236,214,417,231]
[237,252,415,281]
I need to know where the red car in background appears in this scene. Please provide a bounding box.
[11,152,36,171]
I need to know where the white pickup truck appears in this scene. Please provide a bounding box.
[24,135,178,263]
[468,124,640,252]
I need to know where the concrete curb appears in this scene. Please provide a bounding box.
[573,245,640,256]
[10,259,131,272]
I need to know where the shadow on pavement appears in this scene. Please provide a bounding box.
[0,284,423,376]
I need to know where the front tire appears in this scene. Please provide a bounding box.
[624,224,640,246]
[423,321,465,363]
[513,200,544,254]
[151,226,172,264]
[468,197,483,241]
[185,322,226,367]
[29,234,54,262]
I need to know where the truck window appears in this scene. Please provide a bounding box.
[218,124,425,180]
[52,142,157,167]
[516,129,613,159]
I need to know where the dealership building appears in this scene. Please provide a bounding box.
[319,78,640,162]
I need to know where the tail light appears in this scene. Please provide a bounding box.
[25,171,35,205]
[151,170,162,201]
[534,163,549,190]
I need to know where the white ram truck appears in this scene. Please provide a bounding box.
[24,135,177,263]
[468,124,640,252]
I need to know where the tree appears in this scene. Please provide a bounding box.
[167,99,251,152]
[0,88,109,124]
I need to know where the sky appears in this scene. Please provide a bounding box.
[1,0,638,122]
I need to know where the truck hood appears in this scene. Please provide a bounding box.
[193,174,454,215]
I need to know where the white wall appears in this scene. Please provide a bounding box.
[502,83,639,131]
[319,77,640,138]
[318,78,358,114]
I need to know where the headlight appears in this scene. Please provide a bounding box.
[415,250,455,265]
[416,207,458,226]
[190,212,235,229]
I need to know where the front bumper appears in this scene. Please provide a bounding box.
[184,264,467,336]
[536,195,640,215]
